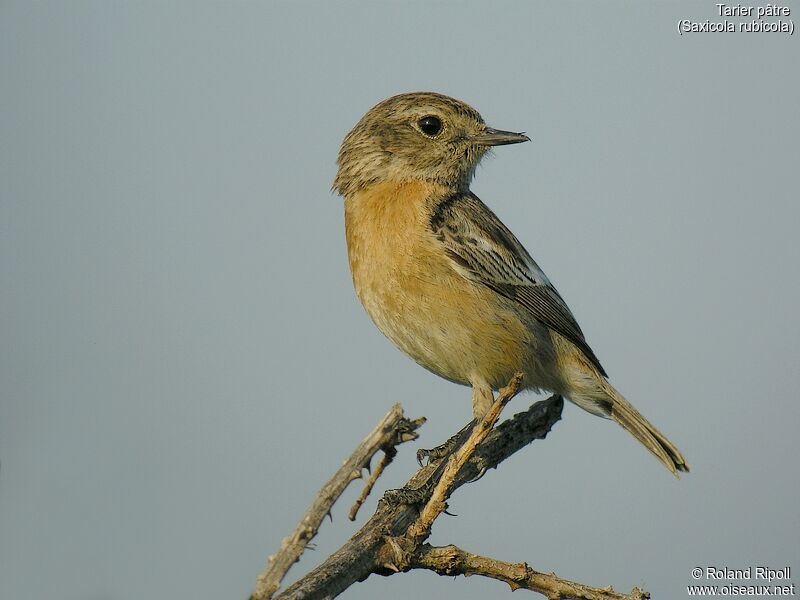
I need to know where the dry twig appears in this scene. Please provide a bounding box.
[252,403,424,600]
[411,544,650,600]
[405,373,524,544]
[348,449,394,521]
[270,387,570,600]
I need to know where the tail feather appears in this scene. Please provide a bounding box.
[603,383,689,477]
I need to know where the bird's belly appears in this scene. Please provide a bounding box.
[344,181,560,392]
[353,252,548,390]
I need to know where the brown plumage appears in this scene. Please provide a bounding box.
[334,92,689,476]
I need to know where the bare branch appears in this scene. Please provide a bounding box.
[349,449,394,521]
[272,391,564,600]
[406,373,524,543]
[252,404,424,600]
[411,544,650,600]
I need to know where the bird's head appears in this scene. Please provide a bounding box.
[333,92,529,198]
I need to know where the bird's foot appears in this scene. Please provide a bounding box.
[382,479,436,506]
[416,419,477,466]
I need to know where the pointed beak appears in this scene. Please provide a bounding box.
[472,127,531,147]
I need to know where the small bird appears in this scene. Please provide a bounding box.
[333,92,688,476]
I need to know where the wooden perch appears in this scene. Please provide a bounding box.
[400,373,524,548]
[252,404,424,600]
[411,544,649,600]
[253,376,651,600]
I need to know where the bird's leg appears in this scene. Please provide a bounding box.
[415,384,493,465]
[471,384,495,419]
[385,386,494,506]
[384,420,477,505]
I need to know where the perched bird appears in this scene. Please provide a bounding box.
[333,92,688,476]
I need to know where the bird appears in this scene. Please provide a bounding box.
[333,92,688,476]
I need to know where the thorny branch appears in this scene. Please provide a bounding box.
[253,376,650,600]
[400,373,523,547]
[411,544,649,600]
[252,404,424,600]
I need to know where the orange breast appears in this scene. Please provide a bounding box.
[344,181,535,389]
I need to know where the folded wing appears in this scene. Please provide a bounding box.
[430,192,607,377]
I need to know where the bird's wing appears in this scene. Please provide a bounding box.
[429,191,606,376]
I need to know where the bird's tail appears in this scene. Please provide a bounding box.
[570,380,689,477]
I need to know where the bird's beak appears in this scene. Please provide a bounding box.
[472,127,531,147]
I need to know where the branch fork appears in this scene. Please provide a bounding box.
[253,375,650,600]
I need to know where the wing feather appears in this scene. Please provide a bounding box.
[430,192,607,376]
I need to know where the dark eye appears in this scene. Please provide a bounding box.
[417,115,442,137]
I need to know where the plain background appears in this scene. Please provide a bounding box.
[2,2,798,599]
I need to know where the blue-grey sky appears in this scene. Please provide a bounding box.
[1,2,798,599]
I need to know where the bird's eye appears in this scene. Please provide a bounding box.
[417,116,443,137]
